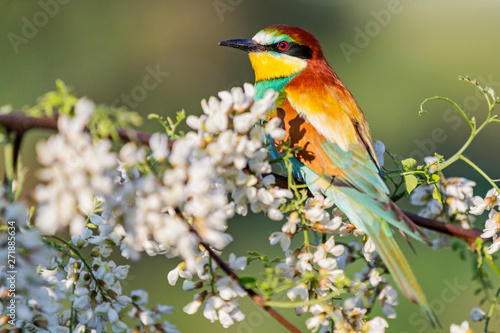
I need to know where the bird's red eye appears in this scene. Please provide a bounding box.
[278,41,289,50]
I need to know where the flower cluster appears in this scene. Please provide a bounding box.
[473,188,500,253]
[35,98,117,236]
[264,192,399,332]
[410,160,500,253]
[2,79,500,332]
[410,157,477,248]
[15,84,296,330]
[0,221,64,331]
[170,250,248,328]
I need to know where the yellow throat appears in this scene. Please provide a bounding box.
[248,52,307,81]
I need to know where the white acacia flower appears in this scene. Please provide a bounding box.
[265,117,286,141]
[296,252,314,273]
[72,228,93,247]
[422,200,445,219]
[168,263,193,286]
[444,177,475,218]
[344,296,363,310]
[362,316,389,332]
[410,184,435,206]
[231,85,254,112]
[374,140,385,168]
[228,253,247,271]
[305,304,329,332]
[313,245,338,272]
[470,188,500,215]
[113,265,130,280]
[218,301,245,328]
[378,285,398,319]
[287,283,309,302]
[131,289,149,306]
[4,202,28,225]
[275,251,297,279]
[368,267,382,287]
[305,206,330,223]
[149,133,170,162]
[363,238,377,262]
[268,207,284,221]
[143,240,166,256]
[324,215,343,234]
[182,281,199,291]
[115,295,132,307]
[269,232,291,251]
[249,90,277,118]
[282,212,301,234]
[111,320,128,332]
[161,321,180,333]
[233,113,256,133]
[424,156,440,173]
[324,236,345,256]
[216,277,247,300]
[203,296,224,322]
[183,293,206,315]
[257,188,274,205]
[444,177,475,201]
[73,294,91,310]
[449,321,472,333]
[480,210,500,239]
[287,283,309,316]
[469,306,485,322]
[119,143,146,167]
[186,115,202,130]
[487,238,500,254]
[139,310,155,325]
[156,304,175,315]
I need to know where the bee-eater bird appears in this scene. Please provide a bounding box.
[220,25,439,327]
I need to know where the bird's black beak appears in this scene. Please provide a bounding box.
[219,39,264,52]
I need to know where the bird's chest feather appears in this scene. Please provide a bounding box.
[268,99,346,178]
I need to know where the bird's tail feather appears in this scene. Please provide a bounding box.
[362,216,440,328]
[305,174,440,328]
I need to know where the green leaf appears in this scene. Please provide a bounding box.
[428,173,440,184]
[404,174,418,194]
[238,276,257,289]
[401,158,417,171]
[432,185,444,203]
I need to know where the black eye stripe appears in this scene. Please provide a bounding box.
[265,42,312,60]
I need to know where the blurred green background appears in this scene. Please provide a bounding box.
[1,0,500,332]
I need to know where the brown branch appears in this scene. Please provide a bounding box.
[0,112,171,148]
[403,211,483,244]
[0,112,488,245]
[272,174,487,245]
[174,208,303,333]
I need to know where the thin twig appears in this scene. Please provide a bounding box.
[173,208,303,333]
[12,131,24,171]
[0,112,489,245]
